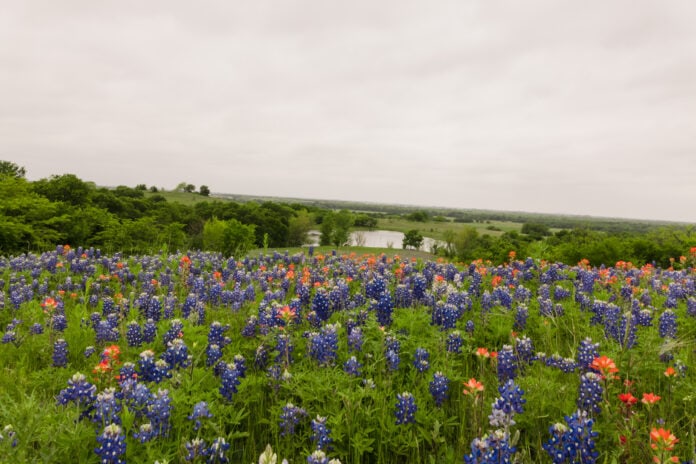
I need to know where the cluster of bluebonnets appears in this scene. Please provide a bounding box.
[1,245,696,463]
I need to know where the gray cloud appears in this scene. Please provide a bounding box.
[2,0,695,221]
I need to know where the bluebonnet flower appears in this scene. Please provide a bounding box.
[553,286,571,301]
[161,338,191,370]
[95,320,119,344]
[576,338,600,372]
[489,380,525,430]
[1,331,17,345]
[464,429,517,464]
[126,321,143,347]
[142,319,157,344]
[162,319,184,346]
[545,355,578,373]
[659,310,677,339]
[635,308,653,327]
[93,388,122,427]
[577,372,603,415]
[29,323,43,335]
[0,424,17,448]
[280,402,307,436]
[120,380,152,419]
[384,335,400,371]
[207,437,231,463]
[56,372,97,419]
[413,274,427,301]
[312,288,331,322]
[514,336,535,367]
[308,323,340,366]
[376,291,394,326]
[137,350,171,383]
[187,401,213,431]
[184,438,209,461]
[497,345,517,384]
[395,392,417,425]
[94,424,126,464]
[347,327,363,352]
[446,331,462,353]
[343,356,362,377]
[413,347,430,373]
[118,362,137,384]
[513,304,529,331]
[53,339,68,367]
[542,410,599,464]
[429,371,449,407]
[465,319,475,335]
[307,449,329,464]
[132,422,157,443]
[275,333,294,366]
[311,415,332,450]
[51,314,67,332]
[206,344,223,368]
[208,321,230,348]
[241,315,258,337]
[219,362,243,401]
[146,388,172,437]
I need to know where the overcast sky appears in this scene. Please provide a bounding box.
[2,1,695,222]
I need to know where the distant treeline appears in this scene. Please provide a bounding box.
[1,161,694,266]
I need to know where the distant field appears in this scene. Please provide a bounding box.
[145,190,217,205]
[374,217,522,239]
[249,245,437,261]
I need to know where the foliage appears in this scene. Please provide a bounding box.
[202,217,256,257]
[0,160,26,179]
[402,230,424,250]
[2,246,696,463]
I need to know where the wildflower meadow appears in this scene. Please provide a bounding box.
[2,245,696,463]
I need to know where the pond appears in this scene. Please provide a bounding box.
[306,230,442,251]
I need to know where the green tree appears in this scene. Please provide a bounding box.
[0,160,26,178]
[203,218,256,257]
[199,185,210,196]
[287,210,313,246]
[402,230,424,250]
[320,211,335,246]
[406,210,429,222]
[332,210,354,247]
[32,174,92,206]
[453,227,481,261]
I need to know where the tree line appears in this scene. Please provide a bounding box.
[1,160,694,266]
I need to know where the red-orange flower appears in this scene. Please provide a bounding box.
[650,428,678,451]
[462,378,484,395]
[103,345,121,360]
[618,393,638,406]
[591,355,619,378]
[476,347,491,358]
[642,392,661,405]
[664,367,677,378]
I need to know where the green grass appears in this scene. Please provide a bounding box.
[374,217,523,239]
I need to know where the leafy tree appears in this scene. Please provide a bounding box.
[406,210,429,222]
[402,230,424,250]
[135,184,147,191]
[184,184,196,193]
[332,210,354,247]
[0,160,26,178]
[32,174,92,206]
[521,222,551,239]
[320,212,335,246]
[203,218,256,257]
[149,186,159,193]
[199,185,210,196]
[453,227,481,261]
[287,210,313,246]
[354,214,378,229]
